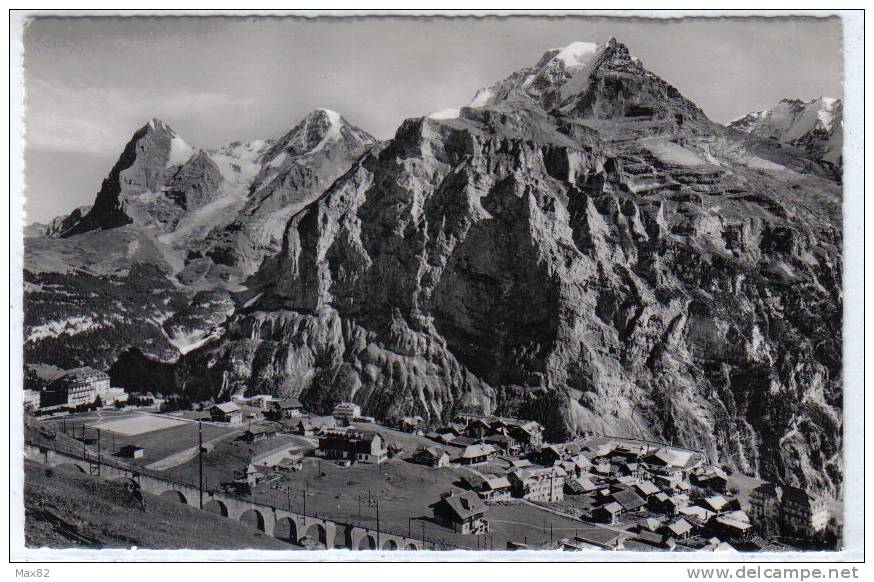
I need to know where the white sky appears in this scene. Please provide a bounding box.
[22,15,843,224]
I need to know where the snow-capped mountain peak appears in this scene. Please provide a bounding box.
[728,97,843,171]
[550,41,601,67]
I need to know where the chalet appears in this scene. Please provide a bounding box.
[691,470,728,493]
[332,401,361,423]
[642,447,703,479]
[286,417,315,436]
[610,488,647,513]
[633,480,661,498]
[679,505,716,522]
[210,402,242,426]
[699,495,730,514]
[267,398,303,420]
[118,445,144,459]
[663,518,694,539]
[647,492,678,515]
[555,457,590,478]
[463,418,493,439]
[317,430,387,464]
[508,466,565,502]
[414,446,450,468]
[635,530,677,550]
[242,424,278,443]
[474,475,513,502]
[712,515,755,541]
[484,433,520,455]
[536,444,564,466]
[397,416,424,433]
[430,491,489,535]
[637,517,664,533]
[458,444,496,465]
[565,476,599,495]
[593,501,623,525]
[612,443,648,460]
[503,419,544,451]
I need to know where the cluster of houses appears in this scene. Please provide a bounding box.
[35,379,830,550]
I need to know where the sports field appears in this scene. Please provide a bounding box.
[90,413,188,436]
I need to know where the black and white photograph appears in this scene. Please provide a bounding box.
[8,8,864,564]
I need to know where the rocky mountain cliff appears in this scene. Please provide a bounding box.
[175,39,842,498]
[729,97,843,178]
[24,110,375,370]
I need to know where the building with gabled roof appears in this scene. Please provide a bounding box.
[663,518,694,539]
[430,491,489,535]
[210,402,242,425]
[317,430,387,464]
[593,501,623,525]
[610,488,647,513]
[565,476,599,495]
[458,443,496,465]
[414,445,450,467]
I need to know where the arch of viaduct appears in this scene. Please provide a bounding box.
[26,444,423,551]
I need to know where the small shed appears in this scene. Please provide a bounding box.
[118,445,144,459]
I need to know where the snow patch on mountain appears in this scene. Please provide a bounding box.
[166,135,195,168]
[428,108,461,120]
[309,108,343,154]
[551,41,600,67]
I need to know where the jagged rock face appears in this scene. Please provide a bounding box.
[729,98,843,176]
[63,119,197,236]
[24,111,375,370]
[206,109,375,275]
[187,40,842,499]
[38,205,91,238]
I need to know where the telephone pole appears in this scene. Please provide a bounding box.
[198,420,204,509]
[367,492,381,549]
[96,428,101,476]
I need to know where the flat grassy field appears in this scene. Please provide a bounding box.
[24,461,293,550]
[40,412,237,467]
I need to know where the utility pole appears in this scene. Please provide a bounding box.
[198,420,204,509]
[367,492,381,549]
[96,428,101,476]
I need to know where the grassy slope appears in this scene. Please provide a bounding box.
[24,462,293,550]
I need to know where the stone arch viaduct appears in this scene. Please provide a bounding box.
[26,443,429,551]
